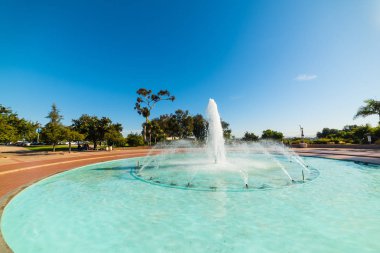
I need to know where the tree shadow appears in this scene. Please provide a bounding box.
[92,166,134,171]
[0,150,66,156]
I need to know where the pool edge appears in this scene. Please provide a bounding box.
[0,183,32,253]
[0,154,148,253]
[1,151,378,252]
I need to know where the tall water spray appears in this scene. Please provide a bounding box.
[206,99,226,164]
[137,98,315,190]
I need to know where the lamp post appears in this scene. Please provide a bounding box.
[36,128,41,143]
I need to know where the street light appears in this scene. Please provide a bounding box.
[36,128,41,143]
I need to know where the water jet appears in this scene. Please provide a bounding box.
[136,99,315,191]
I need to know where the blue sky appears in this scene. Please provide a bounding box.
[0,0,379,137]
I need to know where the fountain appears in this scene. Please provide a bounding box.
[135,99,318,191]
[206,98,226,164]
[6,99,380,253]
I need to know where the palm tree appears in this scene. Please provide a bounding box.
[354,99,380,125]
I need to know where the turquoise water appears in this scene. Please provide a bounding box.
[1,155,380,253]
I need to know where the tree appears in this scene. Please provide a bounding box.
[134,88,175,143]
[0,104,38,144]
[0,105,12,114]
[192,114,207,141]
[352,124,372,144]
[97,117,113,147]
[221,120,232,140]
[242,132,259,141]
[146,120,165,144]
[126,133,144,147]
[150,114,171,141]
[63,127,85,153]
[0,105,18,143]
[72,114,98,148]
[151,110,194,140]
[372,126,380,144]
[104,124,125,147]
[0,117,17,143]
[316,128,340,139]
[166,114,181,139]
[72,115,122,149]
[314,124,377,144]
[173,109,193,138]
[41,104,65,152]
[354,99,380,125]
[16,118,39,142]
[261,129,284,141]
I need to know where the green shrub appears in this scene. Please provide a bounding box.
[126,133,144,147]
[312,138,331,144]
[261,129,284,140]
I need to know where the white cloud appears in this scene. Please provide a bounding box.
[295,74,317,81]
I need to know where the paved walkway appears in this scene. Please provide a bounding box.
[0,147,158,198]
[293,148,380,164]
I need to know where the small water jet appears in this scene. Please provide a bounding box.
[136,99,318,191]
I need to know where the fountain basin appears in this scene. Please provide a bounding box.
[1,156,379,253]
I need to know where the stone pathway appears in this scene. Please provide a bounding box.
[0,148,156,198]
[293,148,380,164]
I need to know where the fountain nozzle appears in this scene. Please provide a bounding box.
[245,183,249,189]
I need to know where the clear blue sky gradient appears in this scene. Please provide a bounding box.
[1,0,379,137]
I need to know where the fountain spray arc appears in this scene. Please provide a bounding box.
[135,99,317,191]
[206,99,226,164]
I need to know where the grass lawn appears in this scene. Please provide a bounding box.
[26,145,78,152]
